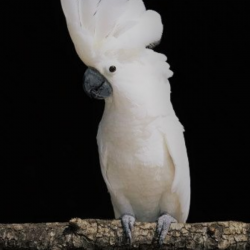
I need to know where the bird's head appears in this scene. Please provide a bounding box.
[61,0,165,98]
[82,47,145,100]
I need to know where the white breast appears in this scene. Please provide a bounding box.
[97,114,175,221]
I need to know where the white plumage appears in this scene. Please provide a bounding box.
[61,0,190,225]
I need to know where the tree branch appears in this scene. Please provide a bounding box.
[0,219,249,249]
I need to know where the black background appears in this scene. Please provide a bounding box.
[2,1,249,224]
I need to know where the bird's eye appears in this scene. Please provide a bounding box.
[109,66,116,73]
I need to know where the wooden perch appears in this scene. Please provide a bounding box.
[0,219,249,249]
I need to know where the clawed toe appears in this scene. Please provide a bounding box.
[121,214,135,244]
[157,213,177,245]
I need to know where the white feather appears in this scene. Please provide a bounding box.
[66,24,94,66]
[61,0,164,66]
[60,0,97,65]
[118,10,163,49]
[78,0,100,34]
[94,0,128,41]
[112,0,146,37]
[61,0,81,26]
[161,118,190,222]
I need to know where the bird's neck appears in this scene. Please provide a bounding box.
[103,88,176,122]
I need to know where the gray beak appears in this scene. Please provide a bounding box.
[83,67,113,100]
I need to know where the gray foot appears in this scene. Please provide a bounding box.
[121,214,135,244]
[157,213,177,245]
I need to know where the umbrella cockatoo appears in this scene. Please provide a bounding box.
[61,0,190,244]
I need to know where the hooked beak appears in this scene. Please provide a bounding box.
[83,67,113,100]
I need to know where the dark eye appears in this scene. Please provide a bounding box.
[109,66,116,73]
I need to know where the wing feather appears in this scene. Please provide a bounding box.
[162,118,191,222]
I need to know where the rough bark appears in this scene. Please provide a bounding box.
[0,219,249,250]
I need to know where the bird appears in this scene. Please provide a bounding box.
[60,0,191,245]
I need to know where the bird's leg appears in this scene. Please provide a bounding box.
[157,213,177,245]
[121,214,135,245]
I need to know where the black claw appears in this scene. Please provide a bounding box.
[157,213,177,245]
[121,214,135,245]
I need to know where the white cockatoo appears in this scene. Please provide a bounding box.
[61,0,190,244]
